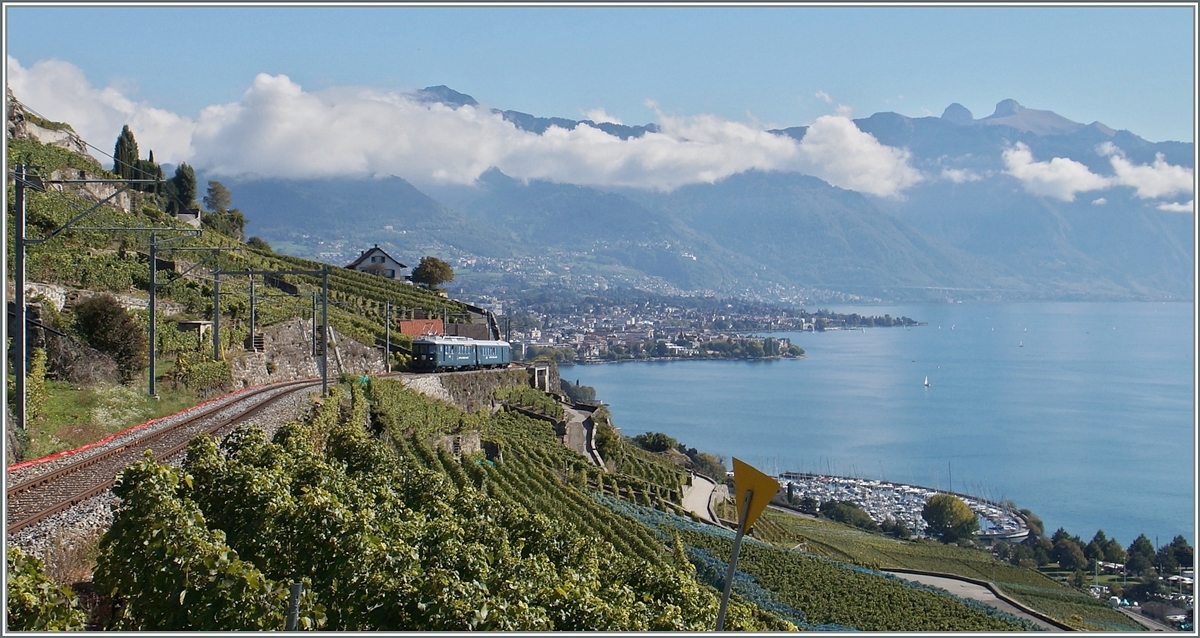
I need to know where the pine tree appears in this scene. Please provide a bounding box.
[113,125,139,180]
[203,181,232,212]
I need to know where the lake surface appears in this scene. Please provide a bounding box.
[568,302,1195,547]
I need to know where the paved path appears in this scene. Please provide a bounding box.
[561,406,590,458]
[882,571,1061,631]
[681,473,718,524]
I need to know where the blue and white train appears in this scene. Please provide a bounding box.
[410,335,513,372]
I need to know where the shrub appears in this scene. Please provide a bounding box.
[72,294,147,382]
[6,545,88,630]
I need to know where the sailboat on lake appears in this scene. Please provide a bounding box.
[924,376,930,387]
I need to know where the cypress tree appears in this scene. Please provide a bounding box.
[171,163,197,211]
[113,125,139,180]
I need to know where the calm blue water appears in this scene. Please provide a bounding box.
[568,302,1195,547]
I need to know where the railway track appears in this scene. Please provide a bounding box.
[6,378,322,534]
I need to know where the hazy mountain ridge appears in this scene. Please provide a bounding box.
[233,89,1193,302]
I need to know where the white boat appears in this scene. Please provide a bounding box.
[924,376,930,387]
[1019,341,1024,347]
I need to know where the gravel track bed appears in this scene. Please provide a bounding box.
[6,381,311,486]
[7,384,319,572]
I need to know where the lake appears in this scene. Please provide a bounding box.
[567,302,1195,547]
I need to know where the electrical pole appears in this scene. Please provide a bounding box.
[248,270,256,349]
[13,165,27,429]
[148,232,157,398]
[385,300,391,373]
[213,264,221,362]
[321,265,328,395]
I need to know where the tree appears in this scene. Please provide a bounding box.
[203,181,232,212]
[411,256,454,290]
[1169,535,1193,568]
[921,494,979,543]
[1126,553,1154,577]
[73,293,147,382]
[1054,538,1087,572]
[633,432,678,453]
[1103,539,1127,565]
[1128,534,1155,561]
[167,163,197,214]
[1155,545,1179,575]
[1019,509,1044,537]
[246,236,272,253]
[201,208,247,241]
[113,125,139,180]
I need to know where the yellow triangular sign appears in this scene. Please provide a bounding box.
[732,457,779,532]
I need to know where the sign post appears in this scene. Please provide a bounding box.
[715,458,779,631]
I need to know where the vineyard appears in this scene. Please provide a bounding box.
[747,506,1143,631]
[9,132,476,364]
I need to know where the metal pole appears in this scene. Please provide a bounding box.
[148,233,157,397]
[385,300,390,373]
[13,165,27,429]
[248,271,255,349]
[321,265,328,395]
[212,264,220,361]
[311,295,316,355]
[285,582,303,631]
[716,489,754,631]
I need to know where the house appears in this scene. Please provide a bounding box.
[346,244,408,281]
[175,207,201,228]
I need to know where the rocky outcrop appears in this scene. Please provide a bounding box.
[7,88,133,214]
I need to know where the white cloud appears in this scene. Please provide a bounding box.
[1097,144,1194,200]
[8,58,924,196]
[835,104,853,118]
[6,55,195,166]
[791,115,923,197]
[582,108,622,125]
[1157,200,1194,213]
[1092,197,1107,205]
[941,168,981,183]
[815,90,832,103]
[1002,142,1110,201]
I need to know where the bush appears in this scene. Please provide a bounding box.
[72,294,147,383]
[633,431,678,453]
[6,546,88,630]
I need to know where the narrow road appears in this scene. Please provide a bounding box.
[561,406,590,458]
[681,472,717,524]
[882,571,1062,631]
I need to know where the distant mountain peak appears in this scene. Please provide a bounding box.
[980,98,1086,136]
[989,99,1024,118]
[941,103,974,125]
[415,85,478,108]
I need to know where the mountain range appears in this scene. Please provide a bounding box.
[225,88,1194,303]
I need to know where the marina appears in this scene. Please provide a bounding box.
[778,472,1028,540]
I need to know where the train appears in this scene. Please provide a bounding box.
[410,335,513,372]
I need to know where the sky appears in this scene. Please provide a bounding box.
[3,3,1196,202]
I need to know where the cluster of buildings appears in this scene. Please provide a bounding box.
[498,308,800,362]
[778,473,1028,541]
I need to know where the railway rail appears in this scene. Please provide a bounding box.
[6,378,322,534]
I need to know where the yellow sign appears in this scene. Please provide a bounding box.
[732,457,779,532]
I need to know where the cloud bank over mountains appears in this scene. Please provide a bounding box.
[6,56,1193,209]
[1001,140,1193,211]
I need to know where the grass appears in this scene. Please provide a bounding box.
[20,357,203,462]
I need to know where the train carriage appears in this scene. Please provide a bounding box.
[474,339,513,368]
[411,335,512,372]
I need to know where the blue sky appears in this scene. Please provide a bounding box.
[6,5,1194,138]
[3,4,1195,200]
